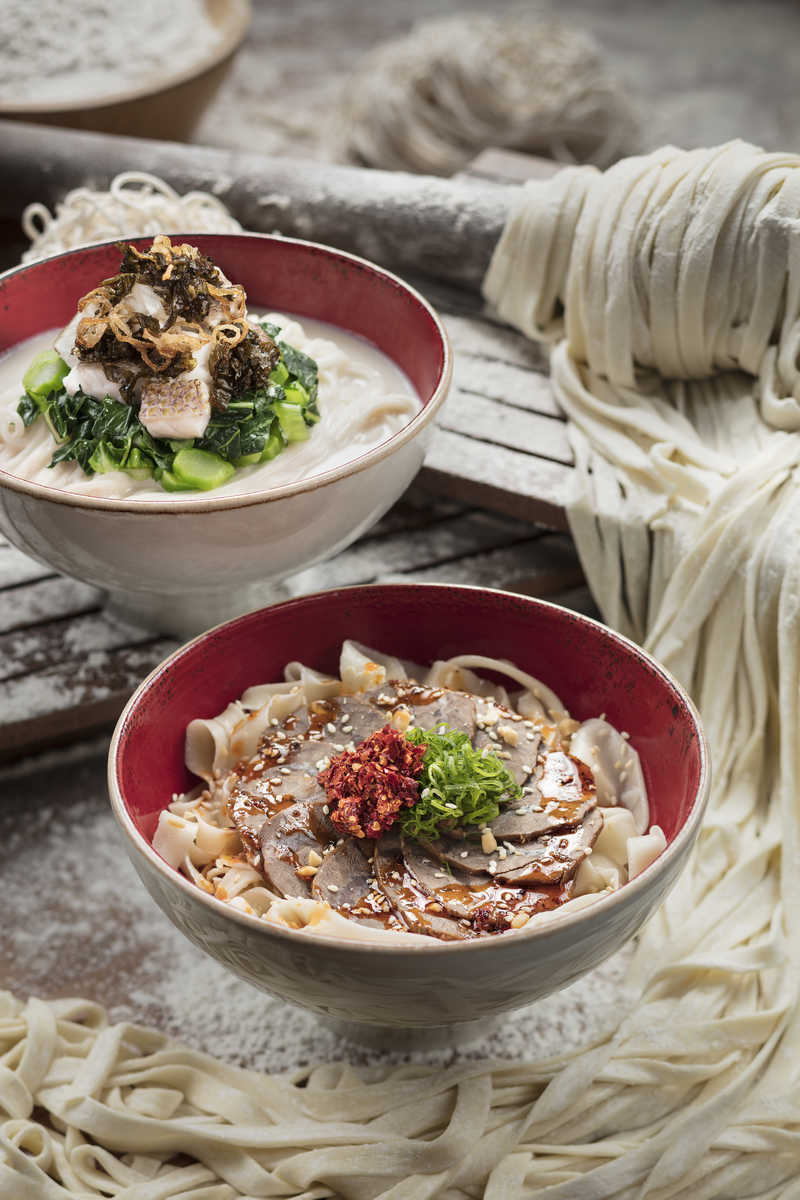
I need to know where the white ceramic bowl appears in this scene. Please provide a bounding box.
[0,234,451,637]
[108,584,710,1043]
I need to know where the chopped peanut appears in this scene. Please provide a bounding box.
[510,912,530,929]
[391,706,412,733]
[295,865,319,878]
[497,723,520,747]
[481,829,498,854]
[308,849,323,867]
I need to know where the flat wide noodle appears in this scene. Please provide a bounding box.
[483,139,800,1193]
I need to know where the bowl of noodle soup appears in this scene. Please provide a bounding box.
[109,583,709,1038]
[0,234,450,637]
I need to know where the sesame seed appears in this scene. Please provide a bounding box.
[460,850,469,858]
[280,767,291,775]
[326,722,336,733]
[342,725,353,734]
[515,806,529,815]
[323,804,330,815]
[488,860,497,874]
[521,764,532,774]
[327,884,339,892]
[270,718,279,726]
[333,743,345,752]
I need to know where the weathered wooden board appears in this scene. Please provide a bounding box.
[0,497,591,761]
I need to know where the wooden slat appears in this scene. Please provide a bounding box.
[444,312,551,374]
[439,390,572,464]
[0,576,100,634]
[452,357,561,420]
[0,640,176,763]
[380,531,584,593]
[422,429,573,531]
[0,543,52,589]
[0,611,154,682]
[278,508,538,596]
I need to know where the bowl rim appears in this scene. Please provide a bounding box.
[0,232,452,514]
[0,0,252,116]
[107,582,712,957]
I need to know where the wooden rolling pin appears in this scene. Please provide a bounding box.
[0,120,520,288]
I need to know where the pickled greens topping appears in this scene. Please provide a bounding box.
[15,236,322,493]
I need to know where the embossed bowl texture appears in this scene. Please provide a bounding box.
[108,583,710,1035]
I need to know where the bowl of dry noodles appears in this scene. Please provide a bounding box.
[109,582,709,1039]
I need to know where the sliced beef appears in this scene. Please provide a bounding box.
[489,753,596,841]
[402,836,495,920]
[310,840,393,933]
[418,829,500,875]
[258,803,327,899]
[373,835,472,940]
[369,682,477,739]
[227,787,280,861]
[494,808,604,886]
[473,698,539,786]
[228,765,325,861]
[311,840,374,907]
[330,693,390,744]
[402,836,572,929]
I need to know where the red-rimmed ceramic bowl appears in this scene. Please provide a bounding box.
[0,234,450,637]
[108,583,710,1038]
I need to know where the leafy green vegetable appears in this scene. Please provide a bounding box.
[399,726,522,840]
[17,393,38,427]
[16,333,320,492]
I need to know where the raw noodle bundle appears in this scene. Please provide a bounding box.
[21,172,241,264]
[334,11,639,176]
[483,139,800,1195]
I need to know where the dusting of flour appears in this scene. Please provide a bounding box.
[0,744,633,1072]
[0,0,220,106]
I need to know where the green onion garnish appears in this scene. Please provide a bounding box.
[399,725,522,840]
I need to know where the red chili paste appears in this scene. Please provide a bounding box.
[318,725,426,838]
